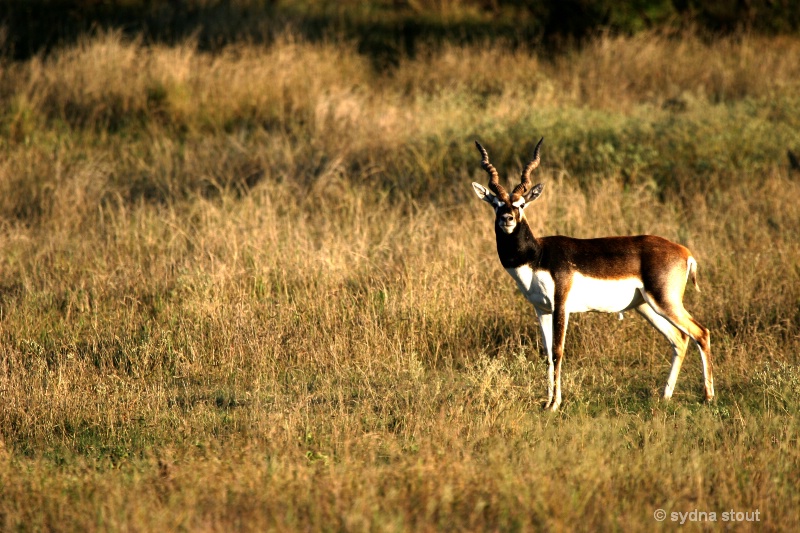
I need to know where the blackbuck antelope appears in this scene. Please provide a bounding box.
[471,139,714,411]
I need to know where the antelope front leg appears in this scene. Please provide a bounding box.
[535,310,555,409]
[549,308,569,412]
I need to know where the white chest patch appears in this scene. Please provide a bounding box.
[565,273,644,314]
[505,265,555,312]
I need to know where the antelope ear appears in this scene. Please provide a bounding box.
[472,183,503,208]
[524,183,544,203]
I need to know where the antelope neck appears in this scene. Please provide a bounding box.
[495,218,542,269]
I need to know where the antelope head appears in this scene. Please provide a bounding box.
[472,138,544,234]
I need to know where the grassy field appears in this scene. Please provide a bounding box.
[1,28,799,530]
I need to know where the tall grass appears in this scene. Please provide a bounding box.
[1,29,799,530]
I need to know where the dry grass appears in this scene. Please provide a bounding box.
[1,29,799,531]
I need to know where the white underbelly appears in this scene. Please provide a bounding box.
[566,273,643,314]
[505,267,643,315]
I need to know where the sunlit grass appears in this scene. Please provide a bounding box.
[0,29,799,531]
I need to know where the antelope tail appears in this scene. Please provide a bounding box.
[687,257,700,292]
